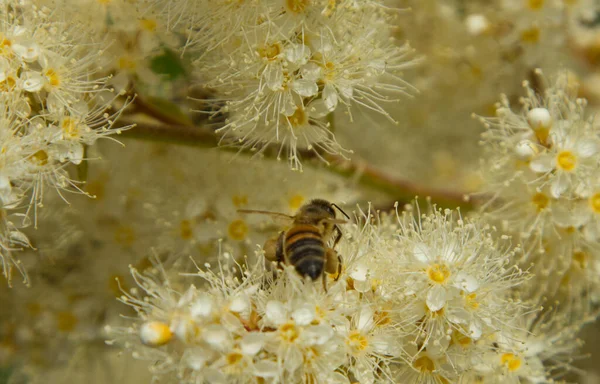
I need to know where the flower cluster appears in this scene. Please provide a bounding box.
[108,205,581,383]
[185,1,418,170]
[0,4,129,283]
[477,70,600,305]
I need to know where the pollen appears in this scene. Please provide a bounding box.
[180,220,193,240]
[501,353,522,372]
[413,355,435,372]
[228,219,248,241]
[427,263,451,284]
[589,193,600,214]
[531,192,549,212]
[140,321,172,347]
[288,194,305,211]
[556,151,577,171]
[279,322,300,343]
[0,76,15,91]
[44,68,60,87]
[285,0,310,13]
[347,330,369,352]
[56,311,78,332]
[527,0,545,10]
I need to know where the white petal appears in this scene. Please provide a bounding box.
[530,154,554,173]
[468,320,483,339]
[265,65,283,91]
[229,294,250,317]
[13,43,40,62]
[284,44,310,66]
[454,272,479,292]
[291,304,315,326]
[301,62,322,81]
[550,175,569,199]
[265,300,287,325]
[303,324,334,345]
[308,99,331,118]
[202,324,231,351]
[284,346,303,372]
[254,360,278,377]
[322,84,338,111]
[292,79,318,97]
[20,71,44,92]
[183,348,211,370]
[190,295,213,319]
[526,108,552,130]
[576,140,598,158]
[426,285,447,312]
[412,242,431,263]
[241,333,266,356]
[357,306,375,332]
[349,262,368,281]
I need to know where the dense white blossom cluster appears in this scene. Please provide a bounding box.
[478,71,600,305]
[0,4,130,284]
[179,1,418,170]
[108,207,580,383]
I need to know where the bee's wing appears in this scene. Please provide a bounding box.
[237,209,294,226]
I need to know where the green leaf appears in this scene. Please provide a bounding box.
[143,96,194,126]
[150,48,187,80]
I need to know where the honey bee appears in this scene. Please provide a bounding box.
[238,199,349,286]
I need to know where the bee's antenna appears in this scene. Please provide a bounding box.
[331,203,350,219]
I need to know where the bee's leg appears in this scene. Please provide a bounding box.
[325,248,342,281]
[332,225,343,249]
[263,232,285,263]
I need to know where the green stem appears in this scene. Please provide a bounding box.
[116,120,477,211]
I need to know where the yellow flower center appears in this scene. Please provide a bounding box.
[44,68,60,87]
[427,263,451,284]
[465,293,479,310]
[501,353,522,372]
[228,219,248,241]
[527,0,544,9]
[30,150,49,166]
[556,151,577,171]
[257,43,282,61]
[226,352,244,365]
[285,107,308,129]
[413,356,435,372]
[347,330,369,352]
[589,193,600,214]
[61,117,80,139]
[279,322,300,343]
[531,192,549,211]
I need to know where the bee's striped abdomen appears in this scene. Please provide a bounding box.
[284,225,325,280]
